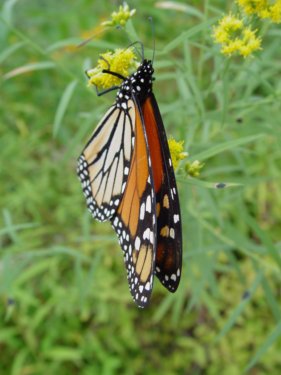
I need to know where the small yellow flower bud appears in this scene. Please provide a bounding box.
[102,2,136,27]
[185,160,204,177]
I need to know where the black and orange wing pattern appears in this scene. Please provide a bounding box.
[77,58,182,308]
[142,94,182,292]
[111,98,156,307]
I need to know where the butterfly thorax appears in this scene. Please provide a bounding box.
[116,59,154,109]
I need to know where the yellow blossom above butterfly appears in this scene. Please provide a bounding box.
[87,48,138,89]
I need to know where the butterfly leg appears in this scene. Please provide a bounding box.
[94,85,120,97]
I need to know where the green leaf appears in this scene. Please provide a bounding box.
[0,41,26,63]
[243,212,281,271]
[160,18,216,54]
[244,321,281,372]
[43,347,82,361]
[53,80,78,137]
[216,273,263,341]
[3,61,55,79]
[156,2,204,19]
[191,134,264,161]
[179,178,243,189]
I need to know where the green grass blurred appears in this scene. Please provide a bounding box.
[1,1,281,374]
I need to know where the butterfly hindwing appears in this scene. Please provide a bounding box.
[142,94,182,292]
[111,98,156,308]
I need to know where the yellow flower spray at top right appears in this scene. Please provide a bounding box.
[213,0,281,57]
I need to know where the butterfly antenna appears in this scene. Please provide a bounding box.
[125,40,144,61]
[99,55,111,70]
[148,16,156,63]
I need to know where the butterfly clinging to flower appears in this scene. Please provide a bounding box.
[77,46,182,308]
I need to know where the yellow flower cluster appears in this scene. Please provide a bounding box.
[168,138,188,170]
[168,138,204,177]
[185,160,205,178]
[87,48,138,89]
[102,2,136,27]
[237,0,281,23]
[213,14,261,57]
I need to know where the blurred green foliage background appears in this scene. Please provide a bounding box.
[1,1,281,374]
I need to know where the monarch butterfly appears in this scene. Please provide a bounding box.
[77,46,182,308]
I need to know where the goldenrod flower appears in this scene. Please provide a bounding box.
[87,48,138,89]
[237,0,281,23]
[102,2,136,27]
[185,160,204,177]
[213,14,262,57]
[168,138,188,170]
[213,14,243,44]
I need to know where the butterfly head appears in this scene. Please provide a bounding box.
[116,59,154,107]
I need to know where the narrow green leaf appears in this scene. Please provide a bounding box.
[216,273,263,341]
[160,19,216,54]
[243,212,281,270]
[0,221,38,237]
[53,80,78,137]
[191,134,264,161]
[260,276,281,322]
[14,258,56,286]
[46,38,118,53]
[1,0,19,24]
[0,327,18,342]
[21,246,91,262]
[0,41,26,63]
[2,209,18,243]
[125,19,140,47]
[156,2,204,19]
[244,321,281,372]
[11,349,29,375]
[179,177,243,189]
[153,293,175,322]
[3,61,55,79]
[43,347,82,361]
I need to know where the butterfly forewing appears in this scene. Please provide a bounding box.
[77,101,135,222]
[111,99,156,308]
[142,94,182,292]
